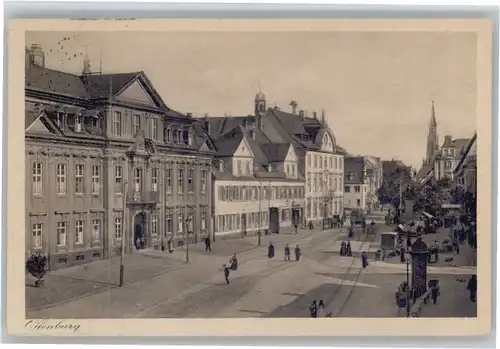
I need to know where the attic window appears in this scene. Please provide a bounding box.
[75,113,83,132]
[183,130,190,145]
[348,172,354,181]
[303,134,309,141]
[267,164,272,172]
[219,160,224,172]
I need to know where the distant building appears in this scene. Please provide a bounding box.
[343,156,383,212]
[416,101,470,185]
[25,44,215,269]
[453,133,477,217]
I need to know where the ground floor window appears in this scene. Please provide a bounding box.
[92,219,100,241]
[57,221,67,246]
[114,217,122,239]
[75,220,84,244]
[166,213,173,236]
[151,215,158,235]
[32,223,43,249]
[201,211,207,231]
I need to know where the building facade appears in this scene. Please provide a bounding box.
[263,103,344,225]
[433,135,471,181]
[25,44,215,269]
[343,157,369,212]
[206,97,305,237]
[453,133,477,218]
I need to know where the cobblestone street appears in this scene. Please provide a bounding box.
[26,219,477,319]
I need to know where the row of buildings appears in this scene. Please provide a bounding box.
[25,44,382,269]
[415,101,477,219]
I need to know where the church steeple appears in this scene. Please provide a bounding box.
[425,100,439,165]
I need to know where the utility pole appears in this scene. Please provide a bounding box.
[257,180,262,246]
[406,247,411,317]
[119,181,128,287]
[185,213,191,263]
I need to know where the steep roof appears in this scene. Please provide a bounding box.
[260,143,290,163]
[344,156,365,184]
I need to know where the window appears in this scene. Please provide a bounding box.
[92,219,100,241]
[355,186,361,193]
[151,215,158,235]
[113,111,122,136]
[347,172,354,181]
[115,166,123,194]
[163,128,172,143]
[237,160,242,174]
[75,220,84,244]
[56,164,67,194]
[356,199,361,207]
[134,168,142,191]
[166,169,172,193]
[177,169,184,193]
[114,217,122,239]
[344,186,350,193]
[245,161,251,174]
[152,168,159,192]
[133,114,141,136]
[32,162,43,196]
[92,165,100,195]
[57,221,67,246]
[183,130,190,145]
[73,164,85,195]
[151,118,158,140]
[201,170,207,193]
[32,223,43,248]
[178,214,184,233]
[187,170,194,192]
[166,214,173,236]
[201,211,207,230]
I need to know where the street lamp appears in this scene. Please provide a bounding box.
[119,181,128,287]
[185,214,192,263]
[404,247,412,317]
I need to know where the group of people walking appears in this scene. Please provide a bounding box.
[269,242,302,261]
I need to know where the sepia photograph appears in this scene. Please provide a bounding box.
[7,18,493,336]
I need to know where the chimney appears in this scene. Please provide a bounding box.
[186,112,193,118]
[313,111,317,120]
[27,44,45,68]
[321,109,326,124]
[299,110,305,120]
[219,160,224,172]
[204,113,210,134]
[289,100,298,115]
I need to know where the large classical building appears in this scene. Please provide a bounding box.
[25,44,215,269]
[206,94,305,237]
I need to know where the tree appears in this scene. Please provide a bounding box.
[377,166,413,207]
[26,252,48,287]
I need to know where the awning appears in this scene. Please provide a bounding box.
[420,211,434,219]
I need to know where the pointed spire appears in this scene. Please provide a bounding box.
[321,109,326,125]
[430,100,437,126]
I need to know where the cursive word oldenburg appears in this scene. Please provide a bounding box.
[25,320,81,333]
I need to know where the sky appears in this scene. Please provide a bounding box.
[26,31,477,169]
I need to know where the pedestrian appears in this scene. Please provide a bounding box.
[204,236,212,252]
[431,285,439,304]
[406,236,411,248]
[361,251,368,268]
[346,241,352,257]
[230,253,238,270]
[340,241,346,256]
[467,275,477,302]
[284,244,291,261]
[309,300,318,318]
[294,244,301,261]
[456,240,460,255]
[318,300,325,316]
[294,223,298,234]
[268,241,275,259]
[400,248,406,263]
[222,264,230,284]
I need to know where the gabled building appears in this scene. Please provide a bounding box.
[25,44,216,269]
[343,156,383,212]
[433,135,471,181]
[259,103,344,226]
[205,107,305,237]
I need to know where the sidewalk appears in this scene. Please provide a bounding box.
[27,226,337,313]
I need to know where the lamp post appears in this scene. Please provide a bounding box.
[119,181,128,287]
[404,247,412,317]
[185,214,192,263]
[257,180,262,246]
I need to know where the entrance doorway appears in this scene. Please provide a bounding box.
[134,212,146,249]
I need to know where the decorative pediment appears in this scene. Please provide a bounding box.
[234,136,255,158]
[199,138,215,153]
[26,110,63,136]
[127,129,156,157]
[284,144,297,162]
[115,78,160,108]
